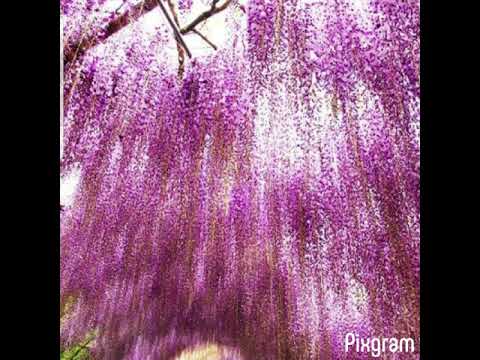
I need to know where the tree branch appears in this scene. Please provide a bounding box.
[156,0,192,58]
[191,29,218,50]
[180,0,233,35]
[63,0,234,67]
[64,0,159,66]
[165,0,187,78]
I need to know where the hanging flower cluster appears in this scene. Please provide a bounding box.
[61,0,419,359]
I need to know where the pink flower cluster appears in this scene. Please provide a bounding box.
[61,0,419,359]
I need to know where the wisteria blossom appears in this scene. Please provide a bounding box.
[60,0,420,359]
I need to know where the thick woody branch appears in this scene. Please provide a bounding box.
[63,0,234,66]
[64,0,159,66]
[156,0,192,58]
[180,0,233,35]
[165,0,187,78]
